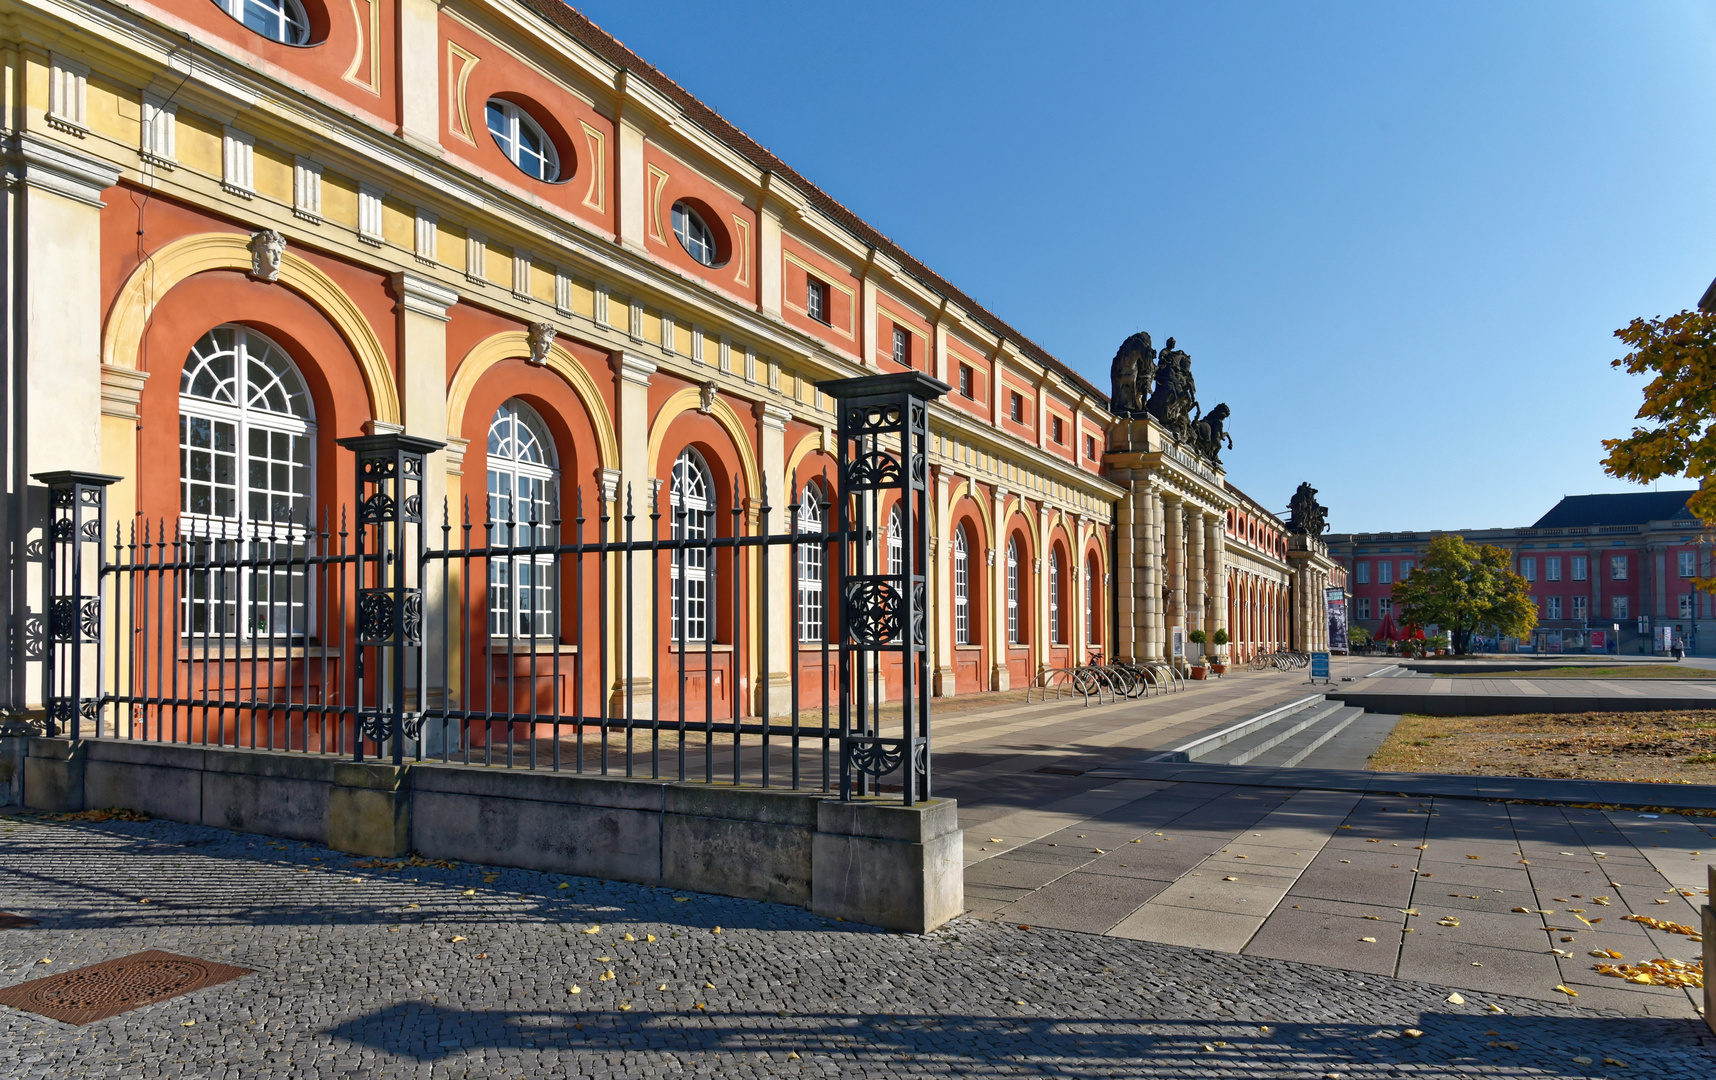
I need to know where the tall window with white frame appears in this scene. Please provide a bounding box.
[670,449,714,642]
[892,326,910,367]
[797,487,824,643]
[1085,555,1098,647]
[806,277,828,323]
[486,400,557,640]
[953,525,971,645]
[1048,549,1061,645]
[179,325,314,639]
[887,505,903,576]
[1006,537,1021,645]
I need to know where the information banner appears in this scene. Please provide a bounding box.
[1590,630,1607,653]
[1311,652,1331,681]
[1324,587,1348,654]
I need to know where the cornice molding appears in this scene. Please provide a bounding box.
[4,132,121,207]
[390,272,460,321]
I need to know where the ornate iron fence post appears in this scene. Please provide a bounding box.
[32,471,120,741]
[820,373,949,805]
[339,434,443,765]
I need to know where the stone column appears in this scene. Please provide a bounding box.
[1188,508,1206,650]
[1114,480,1137,662]
[1037,503,1053,676]
[756,402,793,715]
[933,471,956,696]
[991,487,1010,691]
[610,352,657,715]
[391,273,458,729]
[1162,494,1183,663]
[3,134,121,714]
[1144,487,1164,661]
[1206,514,1227,657]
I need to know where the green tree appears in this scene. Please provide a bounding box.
[1600,307,1716,593]
[1391,535,1536,655]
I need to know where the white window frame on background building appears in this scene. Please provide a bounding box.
[1612,595,1629,620]
[1572,555,1588,581]
[1379,598,1392,616]
[1546,557,1561,582]
[1546,595,1562,620]
[1572,595,1588,620]
[1611,555,1628,580]
[1006,537,1021,645]
[1681,551,1697,578]
[806,277,828,323]
[1520,557,1536,583]
[1048,549,1061,645]
[887,506,903,576]
[1681,594,1696,619]
[670,449,714,643]
[672,201,720,267]
[1355,562,1369,585]
[797,487,824,643]
[213,0,311,45]
[179,324,315,640]
[1400,559,1414,576]
[486,399,557,640]
[486,98,559,182]
[892,326,910,366]
[1356,597,1371,621]
[954,525,971,645]
[1378,561,1391,584]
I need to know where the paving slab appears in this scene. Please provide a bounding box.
[1245,907,1402,976]
[997,872,1171,934]
[1105,903,1265,953]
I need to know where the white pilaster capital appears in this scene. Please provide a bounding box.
[756,401,793,431]
[100,365,149,420]
[390,272,459,321]
[5,133,121,206]
[615,352,657,387]
[365,420,405,436]
[598,468,623,504]
[442,436,470,472]
[994,486,1009,504]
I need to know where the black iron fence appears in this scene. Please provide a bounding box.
[36,374,948,804]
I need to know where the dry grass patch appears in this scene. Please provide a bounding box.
[1368,709,1716,784]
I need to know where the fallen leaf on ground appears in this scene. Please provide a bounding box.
[557,883,569,890]
[989,838,1004,843]
[1594,957,1703,988]
[1437,917,1460,927]
[1446,993,1465,1004]
[1224,876,1238,881]
[658,984,668,991]
[1603,1058,1628,1067]
[1404,1028,1423,1037]
[1360,937,1377,943]
[583,926,601,934]
[451,935,466,942]
[462,889,475,896]
[180,1021,195,1027]
[567,986,581,994]
[1622,914,1703,940]
[1572,1055,1592,1064]
[1553,984,1578,996]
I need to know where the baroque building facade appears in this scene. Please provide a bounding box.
[0,0,1337,723]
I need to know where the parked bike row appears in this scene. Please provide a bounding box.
[1250,650,1311,671]
[1026,660,1185,707]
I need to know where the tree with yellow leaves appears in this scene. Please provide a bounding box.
[1602,308,1716,592]
[1392,535,1536,655]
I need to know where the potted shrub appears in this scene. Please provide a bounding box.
[1209,628,1230,676]
[1188,628,1209,679]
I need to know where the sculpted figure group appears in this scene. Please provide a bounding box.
[1107,331,1231,464]
[1287,481,1329,536]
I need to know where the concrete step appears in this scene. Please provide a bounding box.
[1243,705,1364,769]
[1164,694,1327,763]
[1197,699,1348,766]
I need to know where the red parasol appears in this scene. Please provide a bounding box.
[1403,624,1426,641]
[1375,613,1401,641]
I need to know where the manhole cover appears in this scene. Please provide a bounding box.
[0,950,252,1024]
[0,912,39,930]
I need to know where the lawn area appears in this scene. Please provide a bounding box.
[1445,665,1716,679]
[1368,709,1716,784]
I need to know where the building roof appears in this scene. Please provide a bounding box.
[1530,490,1697,529]
[519,0,1108,406]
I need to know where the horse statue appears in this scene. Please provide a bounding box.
[1287,481,1328,536]
[1191,402,1232,463]
[1146,337,1198,441]
[1108,331,1156,416]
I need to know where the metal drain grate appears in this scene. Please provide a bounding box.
[0,950,252,1024]
[0,913,40,930]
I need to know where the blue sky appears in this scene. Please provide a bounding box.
[573,1,1716,533]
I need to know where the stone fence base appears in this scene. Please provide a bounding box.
[17,738,963,934]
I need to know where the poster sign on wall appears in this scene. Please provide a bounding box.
[1325,588,1348,654]
[1171,626,1185,660]
[1590,630,1607,653]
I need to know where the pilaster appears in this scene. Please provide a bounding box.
[1163,493,1183,664]
[397,0,445,152]
[611,351,657,713]
[756,401,793,715]
[990,487,1010,691]
[933,470,956,696]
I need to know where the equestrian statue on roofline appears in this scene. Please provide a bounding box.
[1107,332,1231,465]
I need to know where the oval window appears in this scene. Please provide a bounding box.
[486,99,560,183]
[211,0,313,46]
[672,201,723,267]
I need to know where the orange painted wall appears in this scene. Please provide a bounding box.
[642,144,759,306]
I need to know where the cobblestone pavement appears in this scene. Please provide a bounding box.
[2,815,1713,1078]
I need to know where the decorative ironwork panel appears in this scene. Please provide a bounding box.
[843,402,904,435]
[844,449,901,491]
[844,577,902,646]
[49,597,98,643]
[401,588,423,646]
[356,588,395,644]
[359,492,396,524]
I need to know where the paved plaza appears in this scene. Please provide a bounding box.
[2,813,1714,1079]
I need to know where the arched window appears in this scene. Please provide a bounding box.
[797,487,824,642]
[672,201,721,267]
[953,525,971,645]
[179,325,314,638]
[1048,548,1061,645]
[212,0,311,45]
[1006,537,1021,645]
[487,400,557,639]
[486,99,559,182]
[670,449,714,642]
[887,505,904,576]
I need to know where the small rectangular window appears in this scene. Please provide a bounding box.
[1572,555,1588,581]
[1378,561,1391,584]
[1612,595,1629,619]
[1051,417,1064,443]
[958,364,973,399]
[1546,557,1561,582]
[1400,560,1414,576]
[1085,434,1097,459]
[1681,594,1696,619]
[806,277,828,323]
[1355,562,1369,585]
[1572,595,1587,620]
[1520,557,1536,583]
[1546,596,1562,620]
[1356,597,1370,621]
[892,325,910,367]
[1009,392,1023,423]
[1680,551,1697,578]
[1611,555,1628,581]
[1379,597,1392,615]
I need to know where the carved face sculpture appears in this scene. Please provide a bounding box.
[247,229,286,283]
[526,322,557,366]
